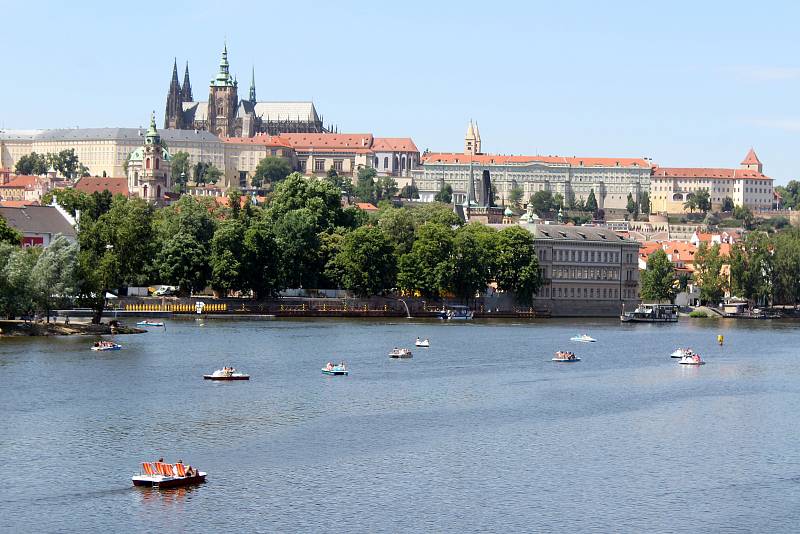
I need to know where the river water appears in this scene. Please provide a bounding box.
[1,317,799,532]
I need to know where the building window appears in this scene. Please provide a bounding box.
[155,158,159,170]
[384,157,389,169]
[333,160,343,172]
[146,158,150,170]
[315,159,326,172]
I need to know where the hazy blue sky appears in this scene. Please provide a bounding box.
[3,0,799,183]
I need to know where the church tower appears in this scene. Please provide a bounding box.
[164,59,184,129]
[465,120,478,155]
[474,121,482,154]
[249,66,257,104]
[741,148,763,173]
[128,112,172,204]
[208,43,239,138]
[181,62,193,101]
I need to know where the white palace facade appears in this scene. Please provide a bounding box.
[412,122,652,212]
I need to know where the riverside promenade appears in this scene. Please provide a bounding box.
[57,295,548,319]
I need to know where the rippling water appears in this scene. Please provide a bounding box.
[2,317,799,532]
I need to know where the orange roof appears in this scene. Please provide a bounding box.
[0,175,38,188]
[74,177,129,196]
[652,167,770,180]
[696,232,712,242]
[223,134,292,148]
[355,202,378,211]
[421,153,650,168]
[372,138,418,153]
[0,200,38,208]
[741,148,761,166]
[281,133,374,150]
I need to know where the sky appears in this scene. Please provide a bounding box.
[2,0,799,184]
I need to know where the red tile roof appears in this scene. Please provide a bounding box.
[652,167,771,180]
[422,153,650,168]
[223,134,292,148]
[74,177,129,196]
[355,202,378,211]
[281,133,374,150]
[372,138,419,153]
[741,148,761,166]
[0,175,38,189]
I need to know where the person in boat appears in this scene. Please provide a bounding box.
[326,362,334,371]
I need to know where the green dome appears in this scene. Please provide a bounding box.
[504,207,514,216]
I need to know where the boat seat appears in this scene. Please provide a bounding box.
[175,463,186,477]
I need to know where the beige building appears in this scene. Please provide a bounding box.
[1,128,224,183]
[414,122,652,211]
[650,149,774,213]
[520,223,641,316]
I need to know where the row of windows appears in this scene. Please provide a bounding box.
[553,249,622,263]
[552,267,619,281]
[549,287,638,299]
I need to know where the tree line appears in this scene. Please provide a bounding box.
[14,149,90,178]
[640,229,800,307]
[1,171,543,322]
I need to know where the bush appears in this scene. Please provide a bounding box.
[689,310,708,318]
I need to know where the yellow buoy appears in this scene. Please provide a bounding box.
[717,334,724,346]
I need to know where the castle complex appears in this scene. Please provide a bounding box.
[164,45,328,138]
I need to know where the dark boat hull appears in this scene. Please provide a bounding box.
[133,474,206,488]
[203,375,250,380]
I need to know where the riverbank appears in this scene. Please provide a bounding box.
[0,320,145,337]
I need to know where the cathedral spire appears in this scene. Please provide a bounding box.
[165,59,183,129]
[249,66,256,104]
[181,62,193,101]
[213,42,233,86]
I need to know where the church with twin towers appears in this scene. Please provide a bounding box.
[164,44,330,138]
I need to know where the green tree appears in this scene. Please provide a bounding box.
[30,236,78,321]
[253,157,293,188]
[331,226,396,297]
[0,216,21,245]
[772,229,800,305]
[733,205,754,229]
[434,184,453,203]
[640,249,677,303]
[378,207,416,255]
[585,189,598,213]
[721,196,734,212]
[683,193,698,213]
[14,152,48,176]
[695,188,711,213]
[399,184,419,200]
[640,192,650,215]
[494,226,542,305]
[375,175,398,201]
[41,189,92,218]
[209,219,245,295]
[409,202,461,228]
[171,151,191,191]
[156,231,210,295]
[729,232,773,305]
[397,223,454,297]
[508,186,524,208]
[241,214,282,298]
[273,208,322,288]
[439,224,494,303]
[693,243,726,305]
[627,192,638,215]
[77,197,156,322]
[354,167,378,203]
[1,246,41,318]
[268,173,343,233]
[530,190,556,218]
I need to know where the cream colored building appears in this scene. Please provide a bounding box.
[650,149,774,213]
[1,128,224,183]
[414,122,652,211]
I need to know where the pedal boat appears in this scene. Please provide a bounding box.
[570,334,596,343]
[136,321,165,327]
[203,367,250,380]
[91,341,122,351]
[389,348,413,358]
[322,363,348,375]
[552,351,580,362]
[415,338,430,347]
[132,461,206,488]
